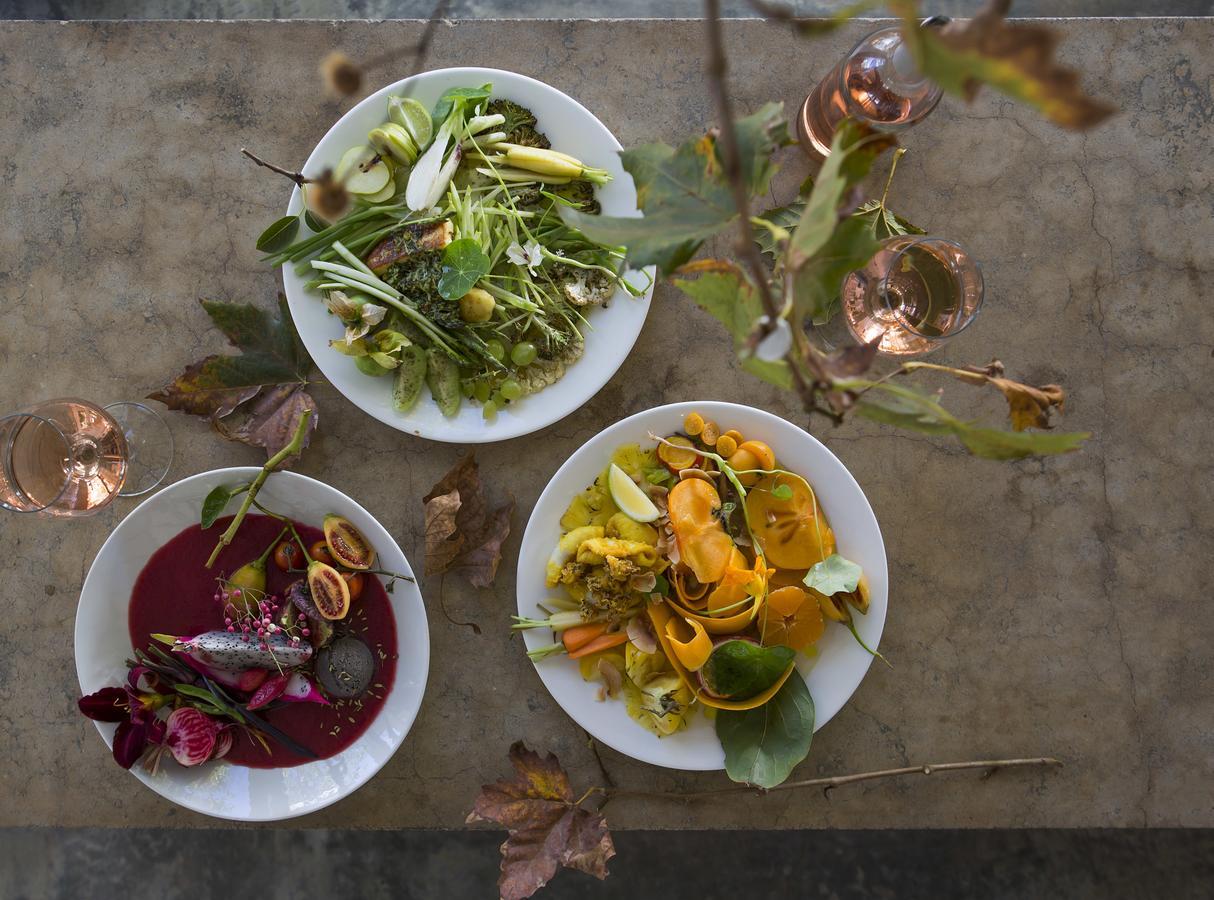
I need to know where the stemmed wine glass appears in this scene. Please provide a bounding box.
[836,235,984,357]
[0,399,174,516]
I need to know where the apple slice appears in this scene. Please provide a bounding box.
[607,463,660,523]
[337,145,391,196]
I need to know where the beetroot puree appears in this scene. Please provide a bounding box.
[128,513,397,768]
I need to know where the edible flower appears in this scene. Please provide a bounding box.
[506,240,543,273]
[77,666,172,769]
[665,616,713,672]
[324,290,387,344]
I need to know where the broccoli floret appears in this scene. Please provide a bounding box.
[486,98,551,149]
[383,251,464,331]
[550,180,601,215]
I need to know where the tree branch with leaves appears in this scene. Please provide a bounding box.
[568,0,1109,460]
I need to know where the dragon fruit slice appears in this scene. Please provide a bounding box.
[282,671,330,706]
[176,652,268,693]
[168,630,313,670]
[246,673,291,711]
[212,727,234,760]
[165,707,218,766]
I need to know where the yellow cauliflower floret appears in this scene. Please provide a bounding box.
[546,525,605,586]
[577,538,659,568]
[605,512,658,546]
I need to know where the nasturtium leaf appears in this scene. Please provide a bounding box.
[716,672,815,788]
[803,553,863,597]
[700,640,795,700]
[893,2,1115,131]
[148,295,317,460]
[672,261,792,390]
[467,742,614,900]
[438,238,491,301]
[256,215,300,253]
[200,484,238,529]
[564,104,788,274]
[771,483,794,501]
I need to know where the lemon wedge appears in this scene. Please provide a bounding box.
[607,463,660,523]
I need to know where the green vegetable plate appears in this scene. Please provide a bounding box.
[280,67,654,443]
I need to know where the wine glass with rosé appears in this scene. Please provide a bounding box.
[838,235,984,357]
[0,399,173,516]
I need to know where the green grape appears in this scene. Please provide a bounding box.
[485,339,506,362]
[510,341,538,366]
[473,381,492,403]
[500,379,523,401]
[482,399,498,420]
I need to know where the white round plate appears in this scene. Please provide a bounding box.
[74,468,429,821]
[282,67,654,443]
[517,401,888,771]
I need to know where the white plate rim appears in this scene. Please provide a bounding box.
[282,66,654,444]
[516,401,888,771]
[73,467,430,822]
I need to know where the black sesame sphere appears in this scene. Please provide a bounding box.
[315,635,376,699]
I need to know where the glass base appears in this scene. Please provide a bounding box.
[105,402,173,497]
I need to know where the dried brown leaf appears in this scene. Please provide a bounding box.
[896,0,1115,130]
[422,453,513,586]
[905,359,1066,431]
[467,742,614,900]
[213,383,317,465]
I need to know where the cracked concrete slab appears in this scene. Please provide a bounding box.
[0,18,1209,830]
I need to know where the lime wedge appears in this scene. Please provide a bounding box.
[607,463,660,523]
[389,96,433,150]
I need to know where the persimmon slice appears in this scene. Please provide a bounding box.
[667,478,735,583]
[745,473,834,570]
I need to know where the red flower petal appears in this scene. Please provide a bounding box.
[112,719,149,769]
[78,687,129,723]
[165,708,218,766]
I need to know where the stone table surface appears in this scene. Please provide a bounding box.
[0,18,1210,831]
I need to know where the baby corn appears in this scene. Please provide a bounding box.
[496,144,612,185]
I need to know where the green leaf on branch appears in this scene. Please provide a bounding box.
[200,484,238,529]
[850,379,1088,460]
[563,103,788,274]
[672,260,792,389]
[893,0,1115,130]
[438,238,491,300]
[716,672,815,788]
[788,119,896,268]
[148,295,318,460]
[255,215,300,253]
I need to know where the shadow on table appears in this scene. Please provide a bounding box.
[2,827,1213,899]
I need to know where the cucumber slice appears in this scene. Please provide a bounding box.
[425,349,462,418]
[392,345,427,413]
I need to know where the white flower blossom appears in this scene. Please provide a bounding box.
[506,240,543,273]
[325,291,387,344]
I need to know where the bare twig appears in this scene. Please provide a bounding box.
[703,0,832,408]
[603,756,1062,802]
[744,0,884,34]
[240,148,315,186]
[359,0,451,82]
[205,409,314,569]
